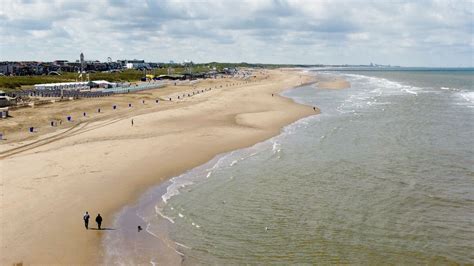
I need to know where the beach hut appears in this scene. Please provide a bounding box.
[0,107,8,119]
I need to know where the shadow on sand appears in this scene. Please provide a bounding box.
[90,228,116,231]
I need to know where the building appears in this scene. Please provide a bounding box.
[34,82,90,90]
[0,59,123,76]
[0,62,14,75]
[88,80,118,88]
[54,60,69,66]
[118,59,149,69]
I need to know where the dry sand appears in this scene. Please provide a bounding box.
[0,69,318,264]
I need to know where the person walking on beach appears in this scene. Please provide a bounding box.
[96,214,103,230]
[131,119,134,126]
[83,211,90,230]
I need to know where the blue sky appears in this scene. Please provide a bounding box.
[1,0,473,66]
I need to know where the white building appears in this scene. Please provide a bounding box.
[34,82,90,90]
[118,59,148,69]
[90,80,118,88]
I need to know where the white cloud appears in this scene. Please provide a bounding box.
[0,0,472,66]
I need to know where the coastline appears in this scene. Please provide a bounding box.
[103,105,321,265]
[0,69,319,264]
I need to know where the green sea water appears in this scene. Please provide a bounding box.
[105,69,474,264]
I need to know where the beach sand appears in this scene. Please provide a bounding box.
[0,69,318,264]
[316,77,351,89]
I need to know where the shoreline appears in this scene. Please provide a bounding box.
[104,93,319,264]
[1,69,319,264]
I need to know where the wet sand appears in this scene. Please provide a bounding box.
[316,77,351,89]
[0,69,318,264]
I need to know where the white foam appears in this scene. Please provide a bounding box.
[161,155,229,204]
[175,242,191,249]
[440,86,461,92]
[144,222,186,257]
[372,102,391,105]
[402,88,418,95]
[162,185,179,204]
[272,141,281,154]
[457,91,474,108]
[459,91,474,103]
[155,205,175,224]
[328,73,432,115]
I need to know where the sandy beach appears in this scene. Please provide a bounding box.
[2,1,471,264]
[0,69,318,264]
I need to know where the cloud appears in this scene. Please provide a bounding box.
[0,0,472,66]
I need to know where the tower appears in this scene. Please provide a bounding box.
[80,53,85,72]
[79,52,85,82]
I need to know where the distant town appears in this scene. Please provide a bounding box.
[0,53,398,77]
[0,53,401,114]
[1,54,208,77]
[0,53,261,113]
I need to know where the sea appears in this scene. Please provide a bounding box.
[104,68,474,265]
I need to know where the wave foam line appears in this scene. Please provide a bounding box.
[155,205,175,224]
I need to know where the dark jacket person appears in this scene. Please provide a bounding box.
[96,214,103,230]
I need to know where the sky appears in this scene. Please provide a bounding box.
[0,0,473,67]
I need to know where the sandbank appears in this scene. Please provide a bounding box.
[316,77,351,89]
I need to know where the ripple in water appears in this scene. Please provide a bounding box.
[104,69,474,264]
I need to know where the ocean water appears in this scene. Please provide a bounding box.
[104,69,474,264]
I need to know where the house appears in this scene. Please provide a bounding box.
[0,62,14,75]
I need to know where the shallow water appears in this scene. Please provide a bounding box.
[105,69,474,264]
